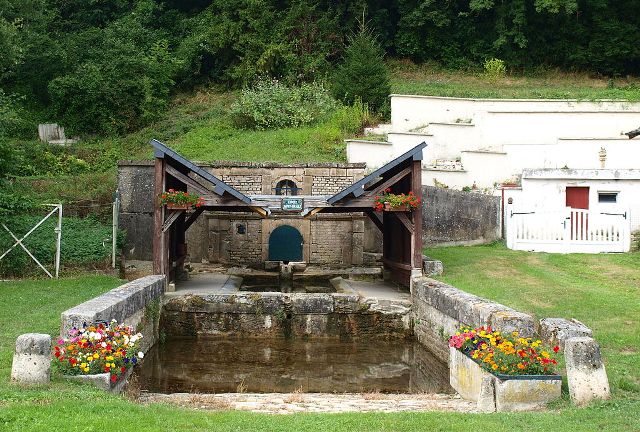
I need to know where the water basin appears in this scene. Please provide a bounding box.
[135,338,452,394]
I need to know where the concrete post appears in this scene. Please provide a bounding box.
[11,333,51,384]
[564,337,611,406]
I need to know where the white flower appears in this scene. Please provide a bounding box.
[138,351,144,359]
[101,342,107,348]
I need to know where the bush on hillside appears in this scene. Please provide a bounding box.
[230,79,337,130]
[332,23,391,114]
[0,215,122,277]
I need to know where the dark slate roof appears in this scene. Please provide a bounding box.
[327,142,426,204]
[150,139,251,204]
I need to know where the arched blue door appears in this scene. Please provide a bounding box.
[268,225,303,262]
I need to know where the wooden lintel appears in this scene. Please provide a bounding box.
[165,165,212,197]
[364,209,384,231]
[364,167,411,196]
[393,211,414,234]
[184,208,204,230]
[162,210,183,233]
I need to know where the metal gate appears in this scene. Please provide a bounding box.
[506,206,630,253]
[0,204,62,277]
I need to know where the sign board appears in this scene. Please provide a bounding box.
[281,197,304,211]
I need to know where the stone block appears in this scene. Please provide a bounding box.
[564,337,611,406]
[422,257,444,276]
[489,310,537,338]
[494,377,562,412]
[291,294,333,314]
[476,376,496,412]
[449,347,485,402]
[11,333,51,384]
[540,318,592,349]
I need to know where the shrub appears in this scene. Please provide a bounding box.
[483,58,507,80]
[230,79,337,130]
[331,23,391,113]
[0,215,120,277]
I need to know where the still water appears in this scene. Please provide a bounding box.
[135,338,452,394]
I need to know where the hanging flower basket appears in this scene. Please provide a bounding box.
[159,189,205,209]
[374,189,420,212]
[384,203,408,212]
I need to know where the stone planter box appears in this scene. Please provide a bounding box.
[64,367,133,394]
[449,347,561,412]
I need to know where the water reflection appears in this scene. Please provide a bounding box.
[135,338,452,394]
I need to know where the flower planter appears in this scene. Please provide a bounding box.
[166,203,192,210]
[383,203,409,212]
[64,367,133,394]
[449,347,561,412]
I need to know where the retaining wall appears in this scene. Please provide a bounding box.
[61,275,165,353]
[422,186,501,246]
[412,277,594,362]
[161,292,413,340]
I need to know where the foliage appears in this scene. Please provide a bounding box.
[374,189,420,211]
[230,79,337,130]
[0,215,119,277]
[449,325,560,376]
[483,58,506,80]
[159,189,204,208]
[332,23,390,113]
[54,320,144,383]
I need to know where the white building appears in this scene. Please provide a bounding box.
[346,95,640,252]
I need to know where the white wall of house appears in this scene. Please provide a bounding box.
[505,169,640,232]
[347,95,640,191]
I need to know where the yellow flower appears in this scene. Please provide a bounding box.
[512,331,519,337]
[541,351,550,358]
[492,364,499,370]
[83,367,90,373]
[106,356,114,361]
[80,363,87,369]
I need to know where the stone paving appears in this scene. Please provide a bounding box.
[138,392,476,414]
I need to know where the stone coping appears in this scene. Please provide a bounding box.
[138,392,476,414]
[61,275,165,334]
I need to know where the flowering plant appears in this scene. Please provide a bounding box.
[54,320,144,383]
[374,189,420,211]
[159,189,205,208]
[449,325,560,376]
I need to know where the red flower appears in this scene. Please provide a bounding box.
[111,374,117,383]
[385,188,391,193]
[553,345,560,353]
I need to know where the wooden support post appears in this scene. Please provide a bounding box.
[152,157,166,276]
[411,159,423,270]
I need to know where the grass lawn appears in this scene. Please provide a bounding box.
[389,60,640,100]
[1,250,640,431]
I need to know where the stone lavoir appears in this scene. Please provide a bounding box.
[11,141,609,413]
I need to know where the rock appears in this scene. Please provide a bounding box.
[494,376,561,412]
[11,333,51,385]
[540,318,592,349]
[564,337,611,406]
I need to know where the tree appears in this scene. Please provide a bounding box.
[331,21,391,113]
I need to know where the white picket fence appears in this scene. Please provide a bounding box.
[506,206,631,253]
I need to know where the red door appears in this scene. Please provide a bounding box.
[566,187,589,209]
[566,187,589,240]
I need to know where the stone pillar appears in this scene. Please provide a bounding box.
[11,333,51,384]
[564,337,611,406]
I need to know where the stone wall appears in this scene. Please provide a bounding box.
[118,161,371,264]
[422,186,501,247]
[161,292,413,340]
[632,230,640,252]
[60,275,165,353]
